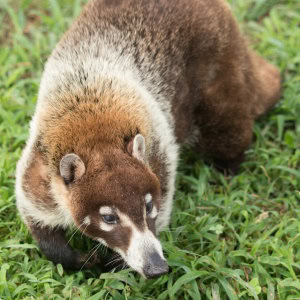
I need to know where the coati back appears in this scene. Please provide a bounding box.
[16,0,281,277]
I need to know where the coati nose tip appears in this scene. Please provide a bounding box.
[143,252,169,279]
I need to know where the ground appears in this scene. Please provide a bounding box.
[0,0,299,299]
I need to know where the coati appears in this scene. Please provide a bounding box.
[15,0,281,278]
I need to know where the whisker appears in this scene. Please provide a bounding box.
[80,243,101,271]
[86,243,101,257]
[69,226,78,236]
[66,222,85,246]
[98,241,109,256]
[103,244,108,256]
[106,257,123,267]
[105,255,123,267]
[121,261,128,271]
[80,223,89,238]
[98,242,108,256]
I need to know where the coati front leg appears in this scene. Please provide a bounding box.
[29,223,100,270]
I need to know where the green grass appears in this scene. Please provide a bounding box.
[0,0,299,299]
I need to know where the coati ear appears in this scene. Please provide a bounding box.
[128,134,146,162]
[59,153,85,184]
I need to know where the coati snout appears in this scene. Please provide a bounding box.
[16,0,281,278]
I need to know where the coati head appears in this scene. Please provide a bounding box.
[56,134,168,278]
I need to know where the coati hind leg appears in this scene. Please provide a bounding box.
[197,53,280,174]
[189,3,281,174]
[194,53,280,174]
[190,53,257,173]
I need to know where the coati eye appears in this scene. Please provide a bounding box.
[146,200,153,215]
[145,193,153,215]
[102,215,118,224]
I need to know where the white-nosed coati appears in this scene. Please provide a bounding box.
[15,0,281,278]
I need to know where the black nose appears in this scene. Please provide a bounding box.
[143,252,169,279]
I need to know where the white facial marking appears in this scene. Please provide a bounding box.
[97,238,108,247]
[113,211,166,277]
[83,216,91,225]
[150,206,158,219]
[99,221,114,232]
[99,206,113,215]
[145,193,152,204]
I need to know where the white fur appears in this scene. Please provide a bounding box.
[99,206,113,215]
[145,193,152,204]
[149,206,158,219]
[97,238,108,247]
[83,216,91,226]
[99,222,114,232]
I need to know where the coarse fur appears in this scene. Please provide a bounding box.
[16,0,281,277]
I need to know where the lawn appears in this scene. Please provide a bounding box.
[0,0,299,299]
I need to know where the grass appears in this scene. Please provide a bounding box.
[0,0,299,299]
